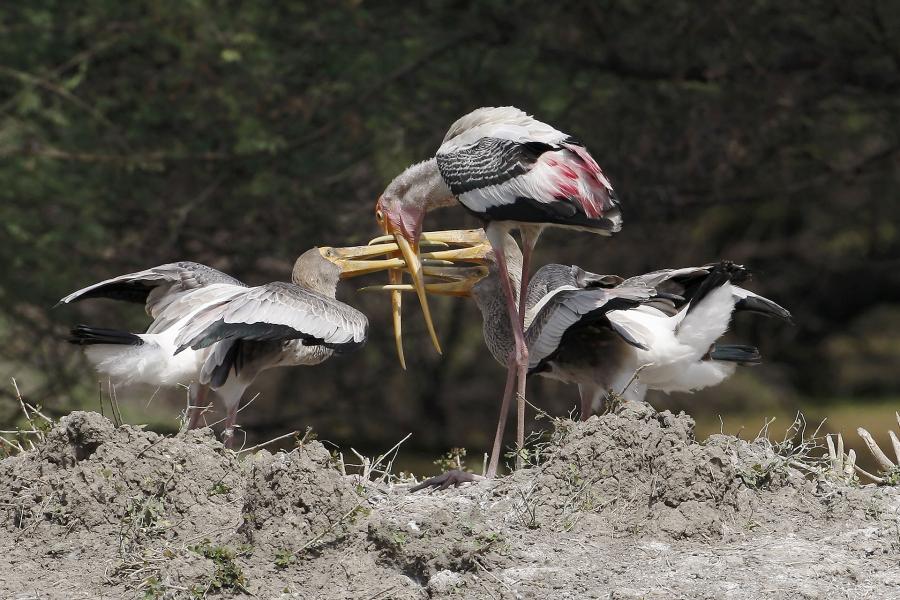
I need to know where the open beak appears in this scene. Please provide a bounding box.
[373,228,489,365]
[359,264,489,297]
[319,229,490,367]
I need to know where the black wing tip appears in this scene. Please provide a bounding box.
[68,325,143,346]
[708,344,762,365]
[734,296,794,324]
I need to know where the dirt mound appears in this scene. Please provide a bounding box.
[239,443,362,552]
[516,401,819,539]
[1,407,898,599]
[0,411,241,537]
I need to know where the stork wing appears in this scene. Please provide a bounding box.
[437,137,555,196]
[59,261,244,320]
[524,264,624,328]
[175,281,367,354]
[440,106,568,150]
[146,283,248,334]
[436,107,620,233]
[526,283,654,372]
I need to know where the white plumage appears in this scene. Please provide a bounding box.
[439,106,569,152]
[604,283,737,394]
[62,249,368,446]
[464,242,789,420]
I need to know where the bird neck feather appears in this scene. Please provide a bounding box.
[387,158,455,212]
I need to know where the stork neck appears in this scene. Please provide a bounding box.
[395,158,456,212]
[472,266,522,367]
[292,253,340,298]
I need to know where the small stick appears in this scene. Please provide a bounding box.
[24,403,51,424]
[844,449,857,478]
[237,430,300,454]
[0,436,24,453]
[854,464,884,484]
[618,363,650,397]
[372,433,412,469]
[857,427,896,471]
[888,430,900,465]
[204,393,260,428]
[11,378,38,436]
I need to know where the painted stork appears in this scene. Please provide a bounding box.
[62,246,389,447]
[523,259,793,418]
[365,230,791,485]
[60,261,245,429]
[374,106,620,476]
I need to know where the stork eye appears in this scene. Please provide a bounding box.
[376,209,384,223]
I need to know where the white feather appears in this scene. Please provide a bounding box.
[603,283,737,393]
[83,328,206,387]
[439,106,567,153]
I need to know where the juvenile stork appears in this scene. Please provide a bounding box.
[374,106,620,477]
[60,261,246,429]
[524,259,793,418]
[62,247,385,447]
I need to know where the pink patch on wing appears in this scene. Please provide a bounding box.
[560,143,615,217]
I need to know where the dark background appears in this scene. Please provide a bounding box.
[2,1,898,465]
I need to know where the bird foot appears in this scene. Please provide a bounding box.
[409,470,484,492]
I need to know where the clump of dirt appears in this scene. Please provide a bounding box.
[515,401,820,539]
[0,411,242,537]
[239,443,363,553]
[1,407,899,599]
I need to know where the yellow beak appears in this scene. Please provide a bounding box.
[319,229,491,368]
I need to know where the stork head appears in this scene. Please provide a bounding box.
[374,159,456,363]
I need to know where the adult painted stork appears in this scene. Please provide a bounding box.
[374,106,620,475]
[62,246,387,447]
[365,230,791,485]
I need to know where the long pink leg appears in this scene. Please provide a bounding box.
[187,384,212,430]
[577,385,593,421]
[517,226,541,328]
[486,361,517,478]
[487,226,529,471]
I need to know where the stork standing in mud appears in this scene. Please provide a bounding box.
[374,107,621,481]
[61,247,388,447]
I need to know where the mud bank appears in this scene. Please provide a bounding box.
[1,407,898,599]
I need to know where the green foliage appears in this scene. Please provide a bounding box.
[209,481,231,496]
[274,548,294,570]
[189,539,249,593]
[1,1,899,445]
[434,447,468,472]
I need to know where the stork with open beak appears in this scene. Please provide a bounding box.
[363,230,793,485]
[374,106,621,478]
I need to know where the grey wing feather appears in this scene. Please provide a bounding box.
[525,264,624,327]
[59,261,244,319]
[622,267,707,298]
[175,282,367,353]
[146,283,248,334]
[436,137,553,195]
[526,283,654,371]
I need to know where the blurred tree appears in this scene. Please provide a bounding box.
[1,0,898,451]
